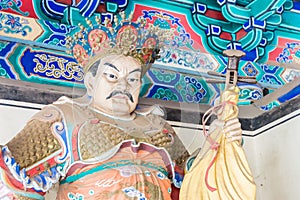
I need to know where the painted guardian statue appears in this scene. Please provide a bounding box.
[0,12,243,200]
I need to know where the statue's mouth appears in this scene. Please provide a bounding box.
[106,90,134,103]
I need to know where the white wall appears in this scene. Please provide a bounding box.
[0,100,43,144]
[0,100,299,200]
[243,111,300,200]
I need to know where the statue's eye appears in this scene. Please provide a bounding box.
[104,72,118,80]
[109,74,117,79]
[128,78,139,83]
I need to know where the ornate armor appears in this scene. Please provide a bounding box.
[0,97,189,199]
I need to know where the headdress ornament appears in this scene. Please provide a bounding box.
[65,11,173,75]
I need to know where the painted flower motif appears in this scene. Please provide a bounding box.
[171,53,177,59]
[67,192,84,200]
[89,190,94,196]
[199,58,205,66]
[285,70,300,82]
[184,76,206,103]
[157,171,166,180]
[243,63,258,76]
[277,42,300,63]
[123,186,146,200]
[144,171,151,176]
[0,0,21,10]
[173,172,183,188]
[5,14,22,29]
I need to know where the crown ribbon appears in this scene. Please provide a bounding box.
[65,11,173,74]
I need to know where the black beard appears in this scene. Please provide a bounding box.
[106,90,134,103]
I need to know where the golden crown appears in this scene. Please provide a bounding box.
[65,11,174,74]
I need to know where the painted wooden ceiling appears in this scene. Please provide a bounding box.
[0,0,299,112]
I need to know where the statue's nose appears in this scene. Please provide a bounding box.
[115,77,128,90]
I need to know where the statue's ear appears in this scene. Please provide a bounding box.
[84,72,95,96]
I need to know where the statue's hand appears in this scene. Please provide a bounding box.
[223,118,242,144]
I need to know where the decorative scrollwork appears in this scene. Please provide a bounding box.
[33,54,83,81]
[0,64,9,78]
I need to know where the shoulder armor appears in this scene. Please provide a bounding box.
[6,107,62,170]
[30,105,61,123]
[1,106,73,192]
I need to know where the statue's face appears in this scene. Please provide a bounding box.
[86,55,142,118]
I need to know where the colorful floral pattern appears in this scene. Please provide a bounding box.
[243,63,258,77]
[0,13,31,36]
[57,143,173,200]
[0,0,28,16]
[0,3,298,111]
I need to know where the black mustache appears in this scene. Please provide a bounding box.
[106,90,134,103]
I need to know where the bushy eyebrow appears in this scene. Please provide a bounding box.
[129,68,141,74]
[104,62,119,72]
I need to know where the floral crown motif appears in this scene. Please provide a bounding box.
[65,11,173,75]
